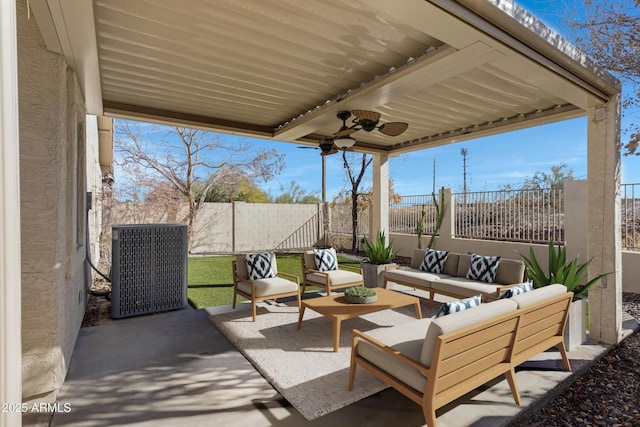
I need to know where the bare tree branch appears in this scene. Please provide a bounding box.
[114,121,284,249]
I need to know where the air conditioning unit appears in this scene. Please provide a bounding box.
[111,224,188,319]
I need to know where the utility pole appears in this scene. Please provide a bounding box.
[432,159,436,194]
[461,148,468,204]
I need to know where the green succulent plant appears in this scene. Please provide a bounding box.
[345,286,377,298]
[362,231,394,265]
[518,241,610,300]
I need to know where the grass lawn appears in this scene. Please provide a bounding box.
[187,253,361,309]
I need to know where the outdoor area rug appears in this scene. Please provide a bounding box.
[210,297,437,421]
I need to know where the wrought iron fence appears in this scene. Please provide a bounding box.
[323,184,640,250]
[622,183,640,250]
[389,194,438,235]
[328,203,368,236]
[453,188,564,244]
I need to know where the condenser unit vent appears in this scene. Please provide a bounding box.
[111,224,188,319]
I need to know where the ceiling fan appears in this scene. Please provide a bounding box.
[299,110,409,155]
[333,110,409,138]
[297,140,338,156]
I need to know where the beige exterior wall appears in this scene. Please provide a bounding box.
[621,252,640,293]
[17,0,101,402]
[111,201,323,254]
[232,202,322,252]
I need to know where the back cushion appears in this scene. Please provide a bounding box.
[456,254,472,277]
[511,284,568,308]
[420,298,518,367]
[411,249,426,269]
[441,253,460,276]
[236,255,249,279]
[494,259,526,284]
[303,250,316,270]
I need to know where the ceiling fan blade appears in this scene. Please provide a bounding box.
[333,127,359,137]
[378,122,408,136]
[351,109,381,122]
[297,146,319,149]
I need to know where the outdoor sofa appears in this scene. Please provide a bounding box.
[384,249,526,304]
[349,284,573,427]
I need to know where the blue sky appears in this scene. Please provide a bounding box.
[240,0,638,201]
[115,0,638,201]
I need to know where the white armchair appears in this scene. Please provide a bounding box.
[232,253,301,321]
[300,248,364,295]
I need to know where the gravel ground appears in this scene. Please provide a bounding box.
[512,292,640,427]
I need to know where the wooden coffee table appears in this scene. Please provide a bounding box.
[297,287,422,352]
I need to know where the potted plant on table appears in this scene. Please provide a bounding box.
[518,241,611,351]
[344,286,378,304]
[360,231,395,288]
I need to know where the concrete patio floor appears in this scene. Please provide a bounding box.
[23,291,638,427]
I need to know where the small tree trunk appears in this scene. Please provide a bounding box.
[351,194,359,252]
[187,196,197,253]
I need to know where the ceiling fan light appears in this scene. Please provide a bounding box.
[333,136,356,148]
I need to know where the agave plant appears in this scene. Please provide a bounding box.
[362,231,394,265]
[519,241,610,300]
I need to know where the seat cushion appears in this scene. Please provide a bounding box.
[356,318,432,392]
[420,298,518,367]
[385,267,448,289]
[510,284,568,308]
[431,277,499,298]
[305,269,362,287]
[236,277,299,297]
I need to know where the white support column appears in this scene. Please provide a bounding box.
[371,153,389,237]
[587,95,623,346]
[0,1,22,426]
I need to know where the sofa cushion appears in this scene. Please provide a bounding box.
[357,318,432,392]
[466,254,501,283]
[431,277,500,299]
[410,248,426,269]
[494,258,526,285]
[244,253,277,280]
[305,269,362,286]
[435,294,481,318]
[419,249,449,273]
[441,252,460,276]
[385,267,448,288]
[510,284,568,308]
[236,276,298,297]
[313,248,338,271]
[420,299,518,367]
[456,253,472,277]
[303,250,316,270]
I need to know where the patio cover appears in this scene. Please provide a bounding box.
[26,0,622,342]
[30,0,619,151]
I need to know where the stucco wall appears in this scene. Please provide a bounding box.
[18,0,98,402]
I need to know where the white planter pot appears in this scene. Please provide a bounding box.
[360,262,390,288]
[564,297,587,352]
